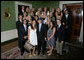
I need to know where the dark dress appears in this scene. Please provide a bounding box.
[47,28,55,48]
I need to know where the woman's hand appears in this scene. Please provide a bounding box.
[28,39,30,43]
[48,37,50,40]
[61,41,64,44]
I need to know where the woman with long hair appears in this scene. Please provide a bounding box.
[47,21,56,56]
[28,20,37,57]
[55,8,63,20]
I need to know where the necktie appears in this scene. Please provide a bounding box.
[39,24,41,32]
[24,25,26,31]
[57,25,60,30]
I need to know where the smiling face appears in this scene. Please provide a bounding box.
[30,12,34,16]
[52,8,55,12]
[19,15,23,20]
[38,8,42,12]
[23,12,27,16]
[56,8,61,12]
[38,19,42,24]
[44,7,47,12]
[35,16,38,20]
[26,7,30,12]
[23,19,27,24]
[63,4,67,9]
[65,10,68,14]
[32,7,35,12]
[22,6,25,10]
[32,20,36,26]
[57,20,61,25]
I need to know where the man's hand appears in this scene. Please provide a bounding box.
[28,40,30,43]
[65,26,68,29]
[24,36,27,39]
[45,37,47,40]
[61,41,64,44]
[62,22,65,25]
[48,37,50,40]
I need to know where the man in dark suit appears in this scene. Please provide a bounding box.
[37,18,47,56]
[62,10,72,42]
[19,5,25,15]
[16,15,23,30]
[55,20,65,56]
[22,19,28,45]
[16,15,28,56]
[62,4,67,15]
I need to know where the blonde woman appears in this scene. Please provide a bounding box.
[55,8,63,19]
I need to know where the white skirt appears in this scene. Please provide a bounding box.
[29,29,37,46]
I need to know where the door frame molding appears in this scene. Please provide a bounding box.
[15,1,32,21]
[59,1,83,10]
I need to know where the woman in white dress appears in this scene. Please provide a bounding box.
[28,20,37,57]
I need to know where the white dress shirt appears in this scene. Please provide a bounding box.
[65,14,68,19]
[39,23,42,32]
[23,24,27,31]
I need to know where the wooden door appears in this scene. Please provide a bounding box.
[66,4,83,43]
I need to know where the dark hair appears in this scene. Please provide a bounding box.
[18,14,23,17]
[35,15,39,20]
[18,14,23,20]
[65,9,69,12]
[24,19,26,21]
[31,20,37,30]
[63,4,67,6]
[50,21,55,30]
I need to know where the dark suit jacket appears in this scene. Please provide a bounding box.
[62,14,72,30]
[37,23,46,42]
[55,25,65,42]
[62,9,65,15]
[62,8,68,15]
[21,24,28,40]
[16,20,23,30]
[19,10,24,15]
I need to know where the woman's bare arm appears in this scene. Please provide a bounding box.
[28,27,30,42]
[49,27,56,39]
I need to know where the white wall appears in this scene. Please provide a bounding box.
[1,29,18,43]
[59,1,83,43]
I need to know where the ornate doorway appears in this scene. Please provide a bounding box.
[66,4,83,44]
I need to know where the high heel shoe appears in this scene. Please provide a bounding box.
[47,53,52,56]
[33,54,36,56]
[29,54,32,57]
[47,51,50,54]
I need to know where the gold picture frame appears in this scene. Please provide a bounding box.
[3,8,11,20]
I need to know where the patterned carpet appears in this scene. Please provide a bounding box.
[1,47,48,59]
[1,45,83,59]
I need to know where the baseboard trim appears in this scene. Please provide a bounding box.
[1,29,18,43]
[1,38,18,46]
